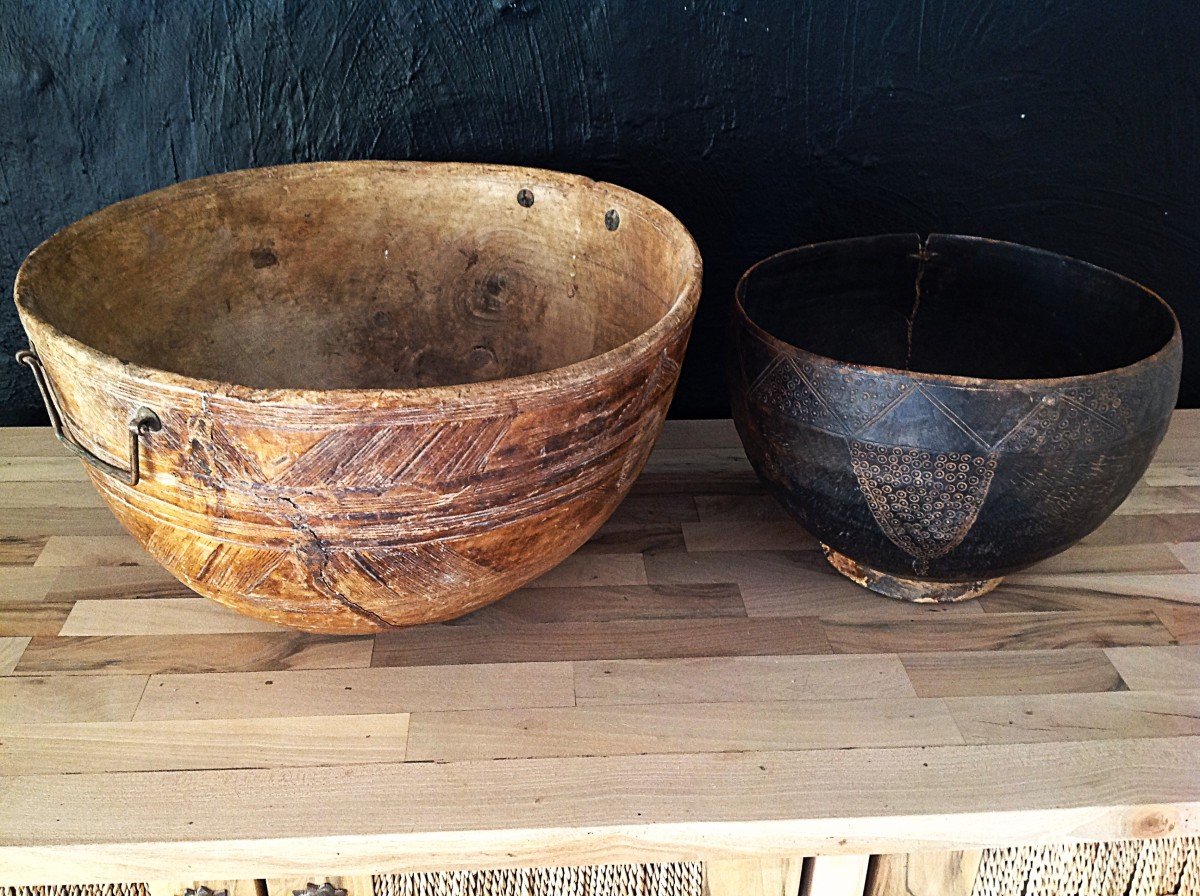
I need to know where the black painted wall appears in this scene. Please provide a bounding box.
[1,0,1197,423]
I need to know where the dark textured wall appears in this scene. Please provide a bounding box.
[2,1,1197,423]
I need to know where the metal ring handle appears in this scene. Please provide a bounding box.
[16,348,161,486]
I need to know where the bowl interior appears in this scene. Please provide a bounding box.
[739,233,1176,380]
[18,164,696,390]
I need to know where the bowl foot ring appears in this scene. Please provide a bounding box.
[821,544,1003,603]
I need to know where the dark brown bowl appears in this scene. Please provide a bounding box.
[730,234,1182,601]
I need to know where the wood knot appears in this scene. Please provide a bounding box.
[250,246,278,268]
[1131,806,1177,838]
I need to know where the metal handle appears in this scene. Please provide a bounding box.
[16,348,161,486]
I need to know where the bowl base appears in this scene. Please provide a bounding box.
[821,545,1003,603]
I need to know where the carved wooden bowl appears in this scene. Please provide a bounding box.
[15,162,701,632]
[731,234,1181,602]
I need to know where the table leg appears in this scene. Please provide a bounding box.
[800,855,871,896]
[864,851,983,896]
[705,857,805,896]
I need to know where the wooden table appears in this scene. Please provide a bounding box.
[1,417,1198,893]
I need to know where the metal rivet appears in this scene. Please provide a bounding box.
[605,209,620,231]
[516,188,534,207]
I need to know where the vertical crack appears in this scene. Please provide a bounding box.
[278,494,394,628]
[905,235,933,371]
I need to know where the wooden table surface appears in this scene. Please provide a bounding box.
[1,416,1198,885]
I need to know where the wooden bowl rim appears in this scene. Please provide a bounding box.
[15,160,703,409]
[733,232,1182,389]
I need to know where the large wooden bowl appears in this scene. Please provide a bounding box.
[15,162,701,633]
[731,234,1181,602]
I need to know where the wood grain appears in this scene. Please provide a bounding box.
[823,610,1175,654]
[60,598,293,636]
[14,632,373,675]
[574,654,916,705]
[450,583,745,625]
[0,713,409,774]
[946,691,1200,744]
[132,663,575,721]
[372,618,831,667]
[2,418,1199,882]
[1,737,1196,882]
[0,674,148,723]
[899,649,1125,697]
[404,698,963,761]
[865,851,982,896]
[1104,645,1200,692]
[0,637,29,675]
[708,857,803,896]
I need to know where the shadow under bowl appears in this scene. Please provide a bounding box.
[730,233,1181,602]
[15,161,701,632]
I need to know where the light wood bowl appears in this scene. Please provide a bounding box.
[15,162,701,633]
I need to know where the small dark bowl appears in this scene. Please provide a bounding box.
[730,234,1182,601]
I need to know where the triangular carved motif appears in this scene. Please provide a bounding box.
[849,439,998,572]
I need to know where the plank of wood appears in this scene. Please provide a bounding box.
[404,697,963,761]
[0,455,84,482]
[34,534,156,567]
[1000,572,1200,604]
[0,674,148,723]
[524,553,648,588]
[977,584,1178,615]
[0,427,74,457]
[633,448,757,494]
[60,598,294,636]
[1170,541,1200,571]
[0,535,47,566]
[1,737,1195,882]
[0,713,409,774]
[899,649,1126,697]
[15,632,374,676]
[682,520,818,552]
[0,599,73,636]
[946,691,1200,744]
[643,549,820,586]
[0,479,106,509]
[738,568,986,620]
[1014,543,1187,574]
[601,493,699,525]
[574,654,916,706]
[801,855,870,896]
[133,662,575,721]
[822,609,1176,654]
[450,583,745,625]
[577,523,686,554]
[1156,605,1200,643]
[865,851,982,896]
[1144,462,1200,487]
[0,637,29,675]
[372,618,831,667]
[1081,512,1200,547]
[708,857,804,896]
[1105,645,1200,692]
[693,494,792,523]
[45,564,190,601]
[1114,484,1200,516]
[0,506,128,538]
[0,568,58,601]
